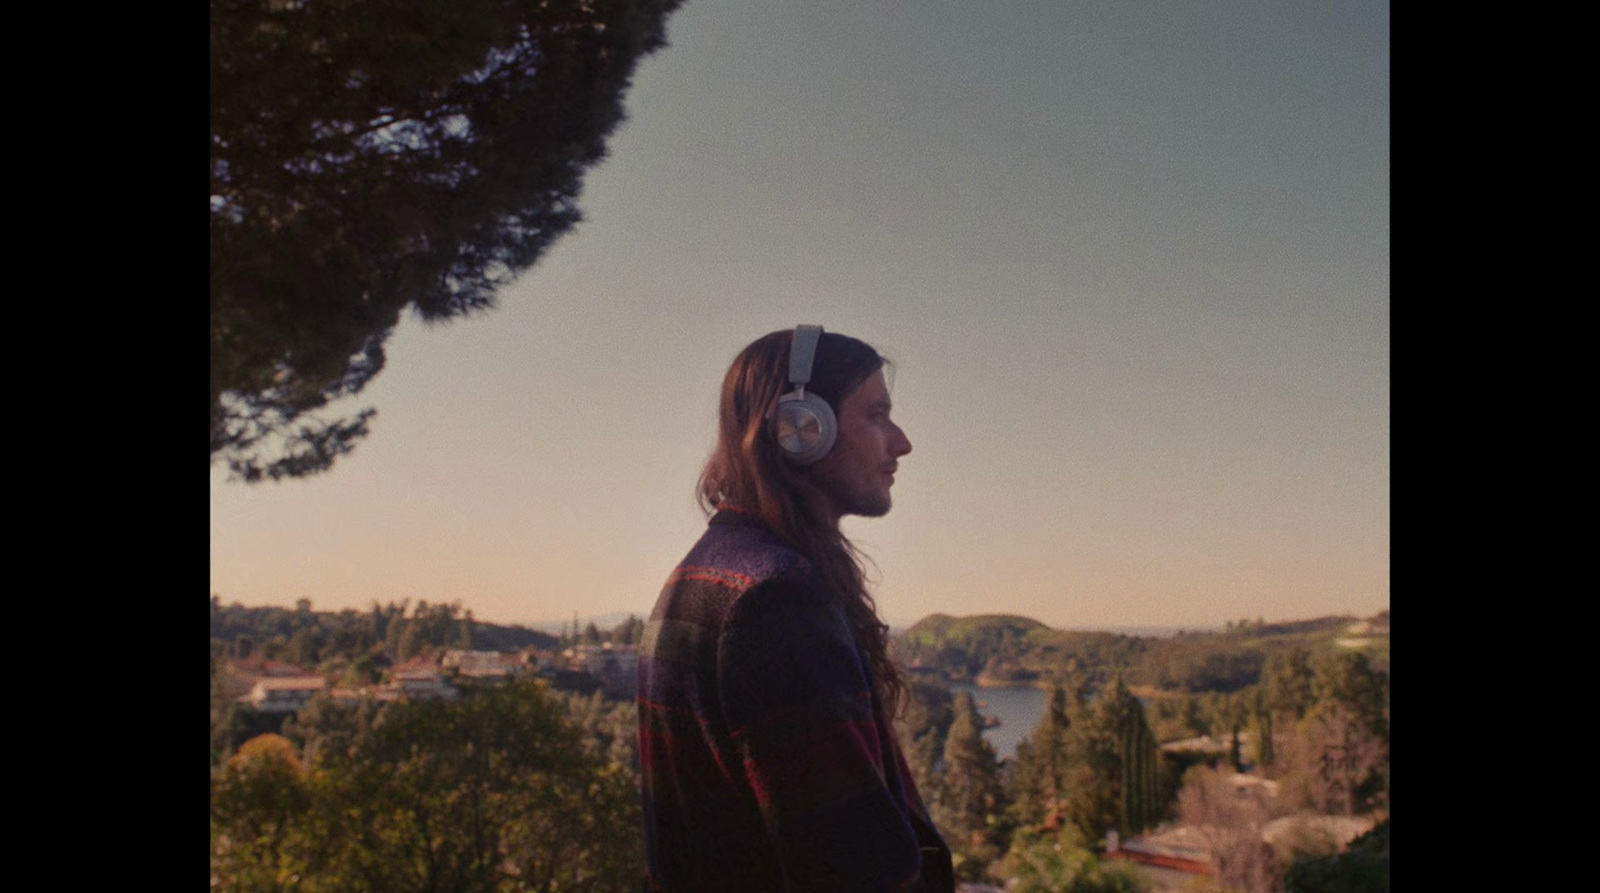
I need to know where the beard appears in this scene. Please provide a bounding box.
[816,474,892,520]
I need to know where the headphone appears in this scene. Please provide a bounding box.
[772,324,837,465]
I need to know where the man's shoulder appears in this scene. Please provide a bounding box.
[643,512,818,659]
[673,510,812,592]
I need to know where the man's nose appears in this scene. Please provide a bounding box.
[892,424,912,457]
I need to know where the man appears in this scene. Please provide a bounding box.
[638,326,953,892]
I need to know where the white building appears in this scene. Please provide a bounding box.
[240,676,326,713]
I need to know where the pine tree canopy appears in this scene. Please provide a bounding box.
[211,0,684,481]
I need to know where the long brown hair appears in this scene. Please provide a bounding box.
[698,328,905,715]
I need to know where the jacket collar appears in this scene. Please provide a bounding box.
[709,504,763,528]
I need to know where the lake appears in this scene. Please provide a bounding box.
[947,683,1048,762]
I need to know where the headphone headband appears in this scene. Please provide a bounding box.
[789,324,823,389]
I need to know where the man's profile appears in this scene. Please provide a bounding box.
[637,326,954,891]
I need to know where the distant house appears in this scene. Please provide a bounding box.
[239,676,326,713]
[1337,614,1391,649]
[384,661,460,701]
[1110,824,1217,878]
[327,685,375,704]
[521,648,560,673]
[219,658,316,700]
[563,643,638,697]
[440,649,523,680]
[566,643,637,675]
[1109,775,1373,886]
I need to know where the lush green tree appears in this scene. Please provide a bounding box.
[362,602,386,644]
[210,680,644,892]
[211,669,246,769]
[1264,647,1316,723]
[281,693,382,767]
[556,688,640,773]
[932,691,1007,880]
[1309,652,1388,744]
[1006,683,1075,832]
[1062,675,1161,844]
[324,680,641,890]
[383,612,410,657]
[287,625,322,667]
[394,619,426,661]
[211,0,685,481]
[996,825,1150,893]
[1178,693,1208,738]
[1007,674,1165,847]
[1262,651,1388,813]
[1062,678,1126,844]
[1111,685,1163,839]
[1252,687,1276,769]
[1206,691,1250,771]
[349,650,389,685]
[893,680,955,804]
[211,734,314,890]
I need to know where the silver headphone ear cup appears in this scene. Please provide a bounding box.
[775,394,837,465]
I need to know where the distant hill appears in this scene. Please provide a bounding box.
[892,610,1389,694]
[901,613,1051,645]
[470,621,560,653]
[209,598,560,671]
[211,594,1385,698]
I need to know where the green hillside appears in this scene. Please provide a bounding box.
[893,610,1389,694]
[900,613,1051,647]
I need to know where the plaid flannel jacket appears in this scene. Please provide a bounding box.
[637,509,953,892]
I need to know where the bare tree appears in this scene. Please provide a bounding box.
[1176,765,1284,893]
[1271,704,1388,815]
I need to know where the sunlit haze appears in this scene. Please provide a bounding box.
[209,1,1389,632]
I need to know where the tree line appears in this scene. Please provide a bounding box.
[894,611,1389,696]
[211,596,649,891]
[886,639,1389,891]
[211,596,562,684]
[212,680,643,891]
[212,602,1386,892]
[891,672,1169,890]
[210,597,644,767]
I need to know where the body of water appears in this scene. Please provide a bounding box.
[947,683,1048,762]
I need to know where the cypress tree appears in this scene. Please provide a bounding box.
[1253,688,1276,768]
[1063,674,1163,844]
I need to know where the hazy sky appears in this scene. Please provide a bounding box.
[209,1,1389,632]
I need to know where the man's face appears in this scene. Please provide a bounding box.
[811,370,913,520]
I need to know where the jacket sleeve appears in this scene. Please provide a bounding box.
[718,578,937,892]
